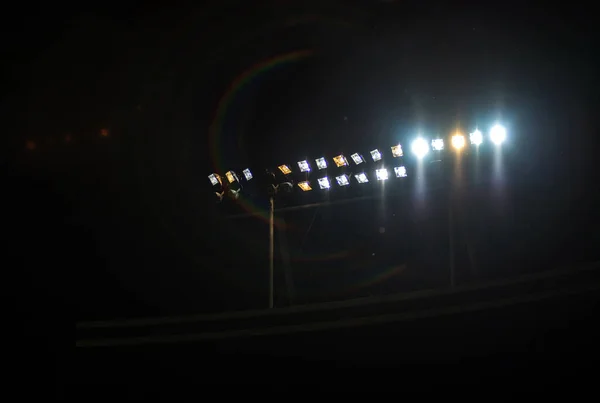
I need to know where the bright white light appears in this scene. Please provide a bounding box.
[350,153,364,165]
[208,174,220,186]
[242,168,253,180]
[355,172,369,183]
[297,160,311,172]
[315,157,327,170]
[431,139,444,151]
[317,177,330,189]
[470,129,483,145]
[336,174,350,186]
[394,166,407,178]
[451,134,466,150]
[375,168,389,181]
[370,149,382,161]
[490,124,507,145]
[411,138,429,159]
[391,145,403,157]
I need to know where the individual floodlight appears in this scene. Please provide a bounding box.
[297,160,311,172]
[242,168,253,180]
[375,168,389,181]
[315,157,327,170]
[350,153,364,165]
[394,166,407,178]
[355,172,369,183]
[333,154,348,167]
[225,171,238,184]
[298,181,312,191]
[317,177,331,189]
[490,124,507,145]
[370,149,382,162]
[336,174,350,186]
[391,145,403,157]
[470,129,483,146]
[411,138,429,159]
[208,174,220,186]
[278,164,292,175]
[431,138,444,151]
[451,133,466,150]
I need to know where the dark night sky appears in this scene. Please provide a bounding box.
[5,1,598,321]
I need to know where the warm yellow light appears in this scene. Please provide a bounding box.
[225,171,236,183]
[333,155,348,167]
[298,181,312,191]
[451,133,465,150]
[278,165,292,175]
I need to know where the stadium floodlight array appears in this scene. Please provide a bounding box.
[333,154,349,167]
[242,168,253,180]
[375,168,389,181]
[355,172,369,183]
[370,149,382,162]
[317,177,331,189]
[394,166,407,178]
[297,160,311,172]
[278,164,292,175]
[336,174,350,186]
[298,181,312,191]
[431,139,444,151]
[350,153,364,165]
[391,145,403,157]
[470,129,483,145]
[315,157,327,170]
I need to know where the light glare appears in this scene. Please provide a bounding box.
[451,134,466,150]
[315,157,327,170]
[394,166,407,178]
[490,124,507,145]
[375,168,389,181]
[336,174,350,186]
[298,181,312,191]
[278,165,292,175]
[317,177,330,189]
[297,160,310,172]
[431,138,444,151]
[411,138,429,159]
[470,129,483,145]
[370,149,382,161]
[355,173,369,183]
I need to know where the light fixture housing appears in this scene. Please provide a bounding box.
[333,154,348,167]
[208,174,221,186]
[375,168,389,181]
[297,160,311,172]
[242,168,253,180]
[411,138,429,159]
[470,129,483,145]
[391,145,403,157]
[298,181,312,191]
[315,157,327,170]
[355,172,369,183]
[370,149,382,162]
[336,174,350,186]
[451,133,466,150]
[394,166,407,178]
[490,124,507,145]
[350,153,364,165]
[278,164,292,175]
[317,177,331,189]
[431,138,444,151]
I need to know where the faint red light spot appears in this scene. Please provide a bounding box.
[100,128,109,137]
[65,134,71,143]
[26,141,36,150]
